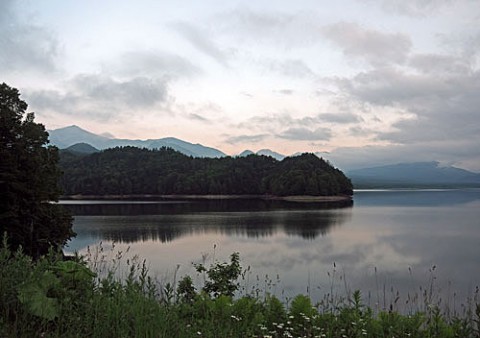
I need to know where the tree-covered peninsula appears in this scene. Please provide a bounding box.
[59,146,353,197]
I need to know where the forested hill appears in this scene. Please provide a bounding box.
[59,147,353,197]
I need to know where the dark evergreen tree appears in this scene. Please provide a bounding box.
[0,83,74,258]
[59,147,353,198]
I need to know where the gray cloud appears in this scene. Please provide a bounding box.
[461,33,480,60]
[105,50,201,78]
[0,0,59,73]
[26,89,69,114]
[276,112,360,127]
[238,113,294,131]
[378,97,480,144]
[71,75,167,109]
[27,74,169,122]
[322,140,480,172]
[278,127,331,141]
[222,8,296,36]
[225,134,268,144]
[171,21,229,67]
[240,91,254,98]
[217,8,322,48]
[348,126,375,137]
[188,113,209,122]
[267,59,316,78]
[177,101,223,123]
[337,67,455,106]
[274,89,294,96]
[326,42,480,171]
[322,22,412,66]
[337,64,480,145]
[317,112,361,124]
[409,53,470,75]
[237,111,359,140]
[371,0,455,17]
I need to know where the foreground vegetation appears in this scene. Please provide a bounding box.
[1,242,479,338]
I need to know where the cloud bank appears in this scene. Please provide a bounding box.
[3,0,480,171]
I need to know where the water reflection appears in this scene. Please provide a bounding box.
[63,198,353,215]
[66,199,353,247]
[355,188,480,206]
[63,191,480,310]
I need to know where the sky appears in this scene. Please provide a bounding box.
[2,0,480,171]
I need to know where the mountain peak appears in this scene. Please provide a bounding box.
[49,125,226,158]
[57,125,86,132]
[348,161,480,188]
[238,150,254,157]
[256,149,285,161]
[64,142,99,154]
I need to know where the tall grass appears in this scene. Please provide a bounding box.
[1,239,479,337]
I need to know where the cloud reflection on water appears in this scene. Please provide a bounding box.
[68,202,353,247]
[64,191,480,310]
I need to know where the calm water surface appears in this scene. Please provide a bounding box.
[63,189,480,309]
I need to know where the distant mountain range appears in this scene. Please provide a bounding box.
[49,125,286,160]
[238,149,285,161]
[348,162,480,188]
[50,126,480,188]
[49,125,226,158]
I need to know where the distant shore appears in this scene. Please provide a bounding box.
[60,194,353,203]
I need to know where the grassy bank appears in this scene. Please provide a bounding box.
[1,241,479,337]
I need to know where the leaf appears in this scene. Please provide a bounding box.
[18,271,60,320]
[53,260,96,282]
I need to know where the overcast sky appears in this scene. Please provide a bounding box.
[2,0,480,170]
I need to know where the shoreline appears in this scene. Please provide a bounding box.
[60,194,353,203]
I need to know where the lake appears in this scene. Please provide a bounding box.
[63,189,480,312]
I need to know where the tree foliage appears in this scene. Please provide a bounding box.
[59,146,353,197]
[0,83,74,258]
[194,252,242,298]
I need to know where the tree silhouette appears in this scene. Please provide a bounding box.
[59,147,353,197]
[0,83,74,258]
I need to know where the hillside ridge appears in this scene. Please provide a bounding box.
[59,147,354,197]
